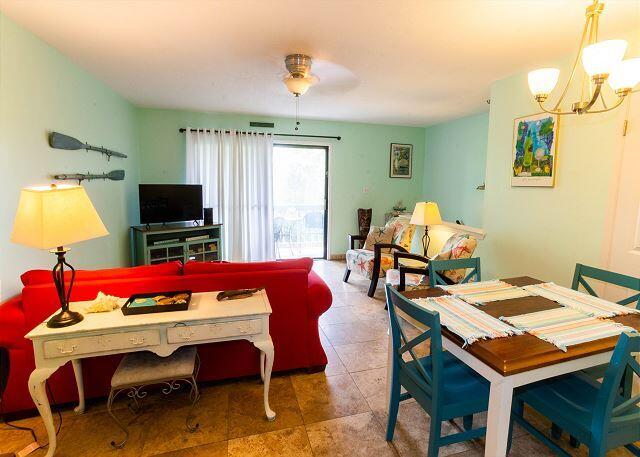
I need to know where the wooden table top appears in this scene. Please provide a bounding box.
[401,277,640,377]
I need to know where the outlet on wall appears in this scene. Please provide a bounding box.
[362,187,369,194]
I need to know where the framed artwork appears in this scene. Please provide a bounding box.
[389,143,413,178]
[511,112,559,187]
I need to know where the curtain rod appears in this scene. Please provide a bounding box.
[178,128,341,141]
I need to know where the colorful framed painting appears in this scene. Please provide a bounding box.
[511,112,559,187]
[389,143,413,178]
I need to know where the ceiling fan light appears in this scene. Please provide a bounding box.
[528,68,560,97]
[283,76,313,96]
[608,57,640,91]
[581,40,628,77]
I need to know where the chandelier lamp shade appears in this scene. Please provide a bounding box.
[527,0,640,116]
[11,184,108,328]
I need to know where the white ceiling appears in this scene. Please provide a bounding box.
[1,0,639,126]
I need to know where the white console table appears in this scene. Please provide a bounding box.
[25,290,275,457]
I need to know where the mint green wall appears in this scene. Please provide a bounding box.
[421,33,638,287]
[423,112,489,227]
[0,13,140,299]
[9,3,629,296]
[136,108,425,255]
[481,48,636,286]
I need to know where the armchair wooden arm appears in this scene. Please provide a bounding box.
[368,243,408,297]
[398,265,430,292]
[348,234,366,250]
[373,243,408,257]
[393,252,430,269]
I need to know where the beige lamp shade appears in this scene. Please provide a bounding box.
[11,184,108,250]
[410,201,442,226]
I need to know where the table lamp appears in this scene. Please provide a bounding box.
[11,184,108,328]
[410,201,442,257]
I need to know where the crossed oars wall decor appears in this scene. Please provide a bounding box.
[49,131,127,184]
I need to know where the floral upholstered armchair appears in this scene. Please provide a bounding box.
[343,215,416,297]
[385,233,478,291]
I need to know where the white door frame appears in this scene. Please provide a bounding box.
[600,92,640,271]
[273,138,333,260]
[599,92,640,395]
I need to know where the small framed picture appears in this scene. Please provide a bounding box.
[389,143,413,178]
[511,112,559,187]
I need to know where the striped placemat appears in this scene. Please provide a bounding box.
[523,282,639,318]
[500,307,636,352]
[438,279,536,305]
[413,295,523,346]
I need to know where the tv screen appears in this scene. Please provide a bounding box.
[139,184,203,224]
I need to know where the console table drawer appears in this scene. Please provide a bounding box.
[43,330,161,359]
[167,319,263,343]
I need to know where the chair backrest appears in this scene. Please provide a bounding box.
[592,333,640,438]
[429,257,481,287]
[274,217,285,232]
[572,263,640,309]
[304,211,324,229]
[385,284,444,400]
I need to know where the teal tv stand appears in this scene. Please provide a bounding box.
[130,223,223,266]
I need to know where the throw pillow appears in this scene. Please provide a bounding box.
[438,235,478,283]
[363,225,395,253]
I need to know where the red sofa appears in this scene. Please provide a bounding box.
[0,258,332,413]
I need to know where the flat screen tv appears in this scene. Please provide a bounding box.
[139,184,203,224]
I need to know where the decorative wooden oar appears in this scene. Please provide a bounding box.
[53,170,125,184]
[49,132,127,160]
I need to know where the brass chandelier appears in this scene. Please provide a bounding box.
[528,0,640,115]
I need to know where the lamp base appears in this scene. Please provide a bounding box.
[47,246,83,328]
[422,228,431,258]
[47,309,84,328]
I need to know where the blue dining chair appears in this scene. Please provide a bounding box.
[428,257,481,287]
[553,263,640,446]
[572,263,640,309]
[385,284,490,456]
[512,332,640,457]
[573,264,640,386]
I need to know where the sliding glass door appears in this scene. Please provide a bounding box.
[272,144,328,259]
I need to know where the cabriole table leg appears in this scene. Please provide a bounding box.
[71,359,85,414]
[253,338,276,421]
[28,368,58,457]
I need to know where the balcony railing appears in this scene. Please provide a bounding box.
[274,205,325,259]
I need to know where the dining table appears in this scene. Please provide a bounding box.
[390,276,640,457]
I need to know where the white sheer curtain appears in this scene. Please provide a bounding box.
[186,129,275,261]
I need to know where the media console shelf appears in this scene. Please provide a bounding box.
[130,223,223,266]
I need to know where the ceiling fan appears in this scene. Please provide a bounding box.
[282,54,359,96]
[281,53,358,130]
[282,54,318,97]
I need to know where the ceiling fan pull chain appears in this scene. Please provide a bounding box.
[295,95,300,131]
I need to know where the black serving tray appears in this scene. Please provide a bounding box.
[121,290,192,315]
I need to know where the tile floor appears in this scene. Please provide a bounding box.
[1,260,636,456]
